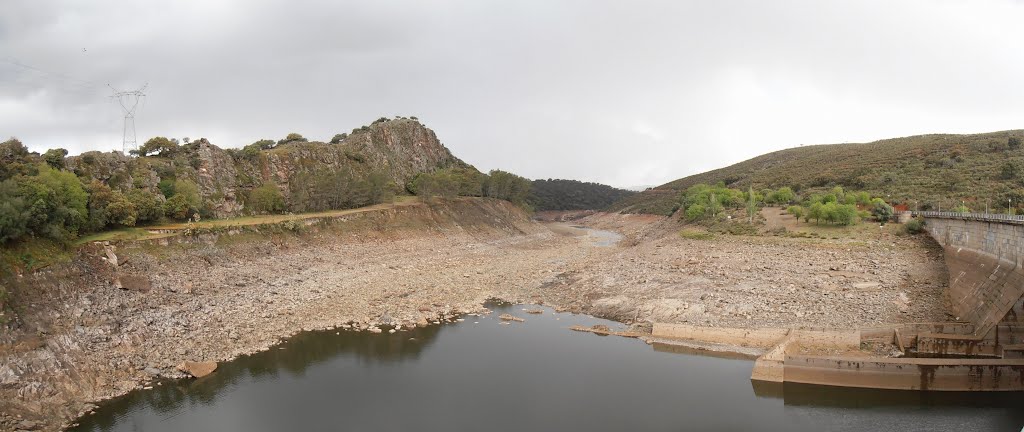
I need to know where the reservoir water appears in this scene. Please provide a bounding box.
[70,303,1024,432]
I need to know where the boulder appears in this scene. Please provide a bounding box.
[176,361,218,378]
[499,313,524,322]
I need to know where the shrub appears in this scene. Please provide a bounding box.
[43,148,68,169]
[905,218,925,234]
[679,228,714,240]
[0,179,28,243]
[786,205,805,220]
[248,183,286,214]
[685,204,706,221]
[19,165,89,241]
[164,179,201,220]
[871,200,894,222]
[127,189,163,223]
[163,194,197,220]
[330,133,348,144]
[134,137,179,157]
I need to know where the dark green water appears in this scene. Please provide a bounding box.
[70,304,1024,432]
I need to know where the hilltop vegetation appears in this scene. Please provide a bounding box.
[527,179,635,211]
[0,117,532,254]
[613,130,1024,215]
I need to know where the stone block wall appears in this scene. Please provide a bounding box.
[924,217,1024,336]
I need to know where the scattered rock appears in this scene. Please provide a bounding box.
[499,314,524,322]
[176,361,218,378]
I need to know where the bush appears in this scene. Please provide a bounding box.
[163,194,197,220]
[43,148,68,169]
[905,218,925,234]
[157,179,176,198]
[127,189,163,223]
[685,204,706,221]
[0,179,28,243]
[133,137,179,157]
[679,228,714,240]
[164,179,201,220]
[278,133,308,146]
[330,133,348,144]
[870,200,894,222]
[786,205,805,221]
[19,165,88,241]
[248,183,286,214]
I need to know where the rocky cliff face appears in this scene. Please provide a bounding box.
[66,119,466,218]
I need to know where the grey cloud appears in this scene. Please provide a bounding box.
[2,0,1023,188]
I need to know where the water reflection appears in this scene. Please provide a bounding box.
[71,306,1024,432]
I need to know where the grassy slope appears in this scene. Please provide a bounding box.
[612,129,1024,215]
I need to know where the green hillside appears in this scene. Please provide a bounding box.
[528,179,635,211]
[611,130,1024,215]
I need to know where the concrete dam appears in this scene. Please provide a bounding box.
[652,211,1024,391]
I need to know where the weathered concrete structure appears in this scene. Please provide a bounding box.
[651,212,1024,391]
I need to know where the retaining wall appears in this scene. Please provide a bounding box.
[921,215,1024,336]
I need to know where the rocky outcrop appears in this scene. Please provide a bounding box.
[65,119,467,218]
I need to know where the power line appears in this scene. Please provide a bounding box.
[0,57,99,90]
[109,83,148,154]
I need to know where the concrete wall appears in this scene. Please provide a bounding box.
[923,216,1024,336]
[782,355,1024,391]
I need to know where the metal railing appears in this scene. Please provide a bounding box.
[906,210,1024,224]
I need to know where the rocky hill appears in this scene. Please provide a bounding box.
[611,129,1024,215]
[64,118,466,218]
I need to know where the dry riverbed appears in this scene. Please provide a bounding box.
[0,201,949,431]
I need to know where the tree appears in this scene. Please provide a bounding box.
[808,202,824,223]
[135,137,179,157]
[105,192,137,227]
[483,170,531,207]
[1001,162,1018,180]
[157,179,176,198]
[164,179,201,220]
[771,187,795,205]
[871,199,894,223]
[163,194,196,220]
[278,133,308,146]
[786,205,805,221]
[43,148,68,169]
[685,204,706,221]
[127,189,163,223]
[248,183,285,214]
[868,199,892,223]
[330,133,348,144]
[0,138,36,180]
[746,186,757,222]
[0,179,28,243]
[18,164,89,241]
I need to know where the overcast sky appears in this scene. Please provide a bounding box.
[2,1,1023,188]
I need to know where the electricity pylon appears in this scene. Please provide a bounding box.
[109,83,147,153]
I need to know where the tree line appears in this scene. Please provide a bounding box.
[527,179,636,211]
[0,138,200,244]
[407,168,532,207]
